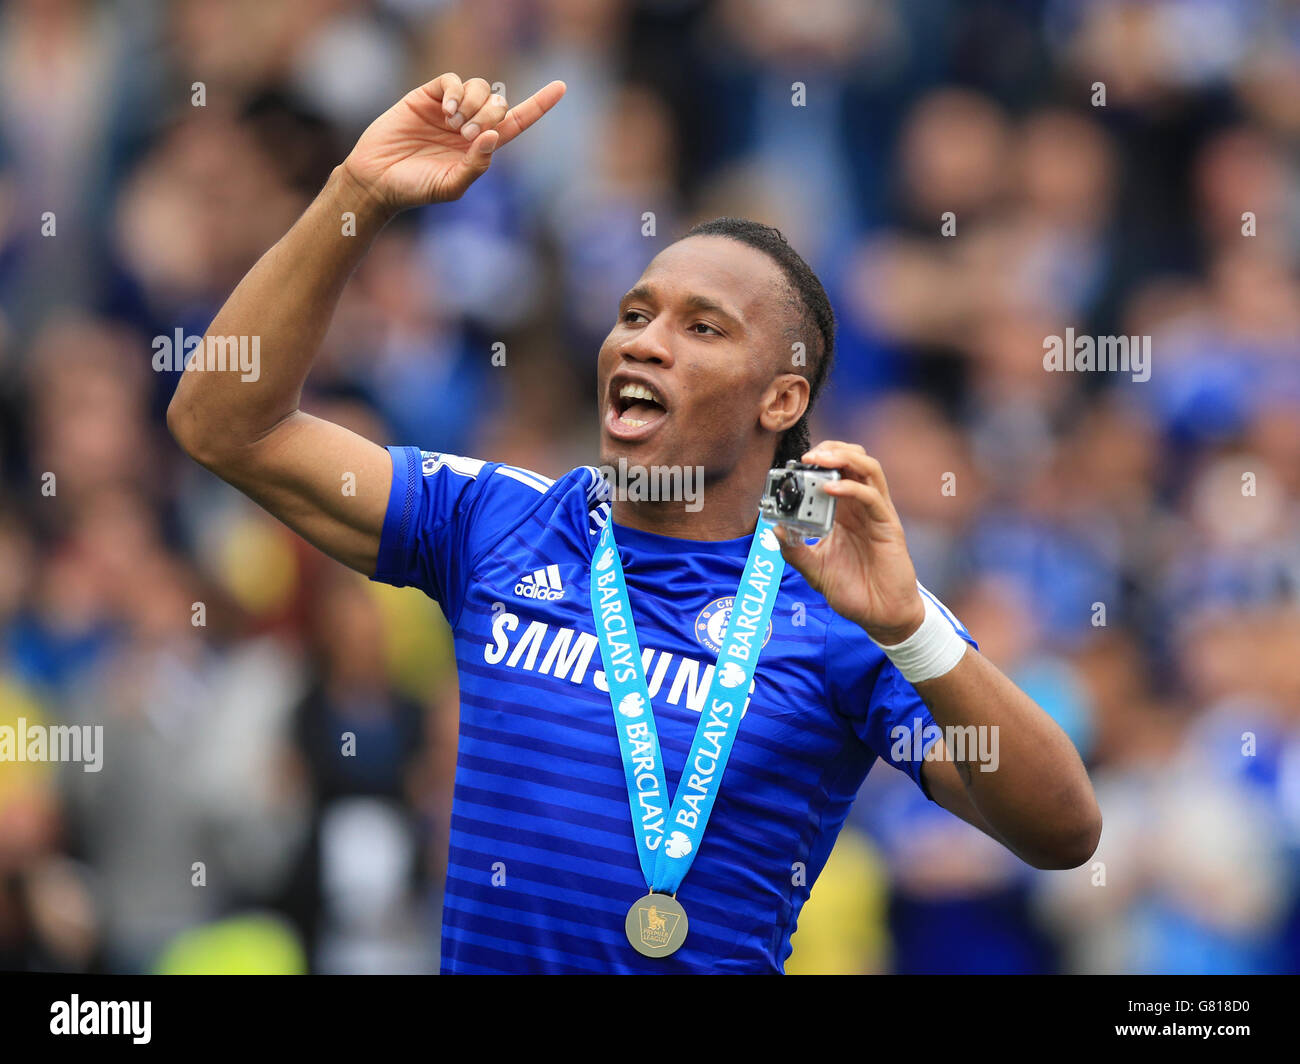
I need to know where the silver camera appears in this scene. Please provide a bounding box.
[759,461,840,538]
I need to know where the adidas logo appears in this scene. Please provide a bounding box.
[515,564,565,601]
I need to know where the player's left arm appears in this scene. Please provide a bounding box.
[774,441,1102,871]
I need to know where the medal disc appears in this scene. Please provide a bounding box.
[625,893,689,958]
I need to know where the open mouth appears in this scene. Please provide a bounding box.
[609,381,669,434]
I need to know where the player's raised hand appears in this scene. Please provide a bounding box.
[341,74,566,213]
[772,441,927,645]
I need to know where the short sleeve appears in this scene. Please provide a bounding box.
[826,584,979,799]
[371,446,554,621]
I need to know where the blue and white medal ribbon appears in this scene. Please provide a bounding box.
[590,518,786,954]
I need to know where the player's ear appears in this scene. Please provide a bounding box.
[759,373,809,434]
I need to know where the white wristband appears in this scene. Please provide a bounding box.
[871,593,968,684]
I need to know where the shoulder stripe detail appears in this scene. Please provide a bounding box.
[589,500,611,535]
[584,466,612,502]
[495,466,553,493]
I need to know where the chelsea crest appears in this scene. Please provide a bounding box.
[694,597,773,655]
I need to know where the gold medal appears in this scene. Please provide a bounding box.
[625,893,689,958]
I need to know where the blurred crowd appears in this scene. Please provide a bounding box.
[1,0,1299,974]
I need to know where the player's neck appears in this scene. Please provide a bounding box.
[610,474,760,541]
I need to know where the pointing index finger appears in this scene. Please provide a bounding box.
[494,80,567,148]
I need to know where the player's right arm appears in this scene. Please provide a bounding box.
[166,73,566,576]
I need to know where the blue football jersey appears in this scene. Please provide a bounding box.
[372,445,977,974]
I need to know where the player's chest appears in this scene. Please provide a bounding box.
[460,548,834,749]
